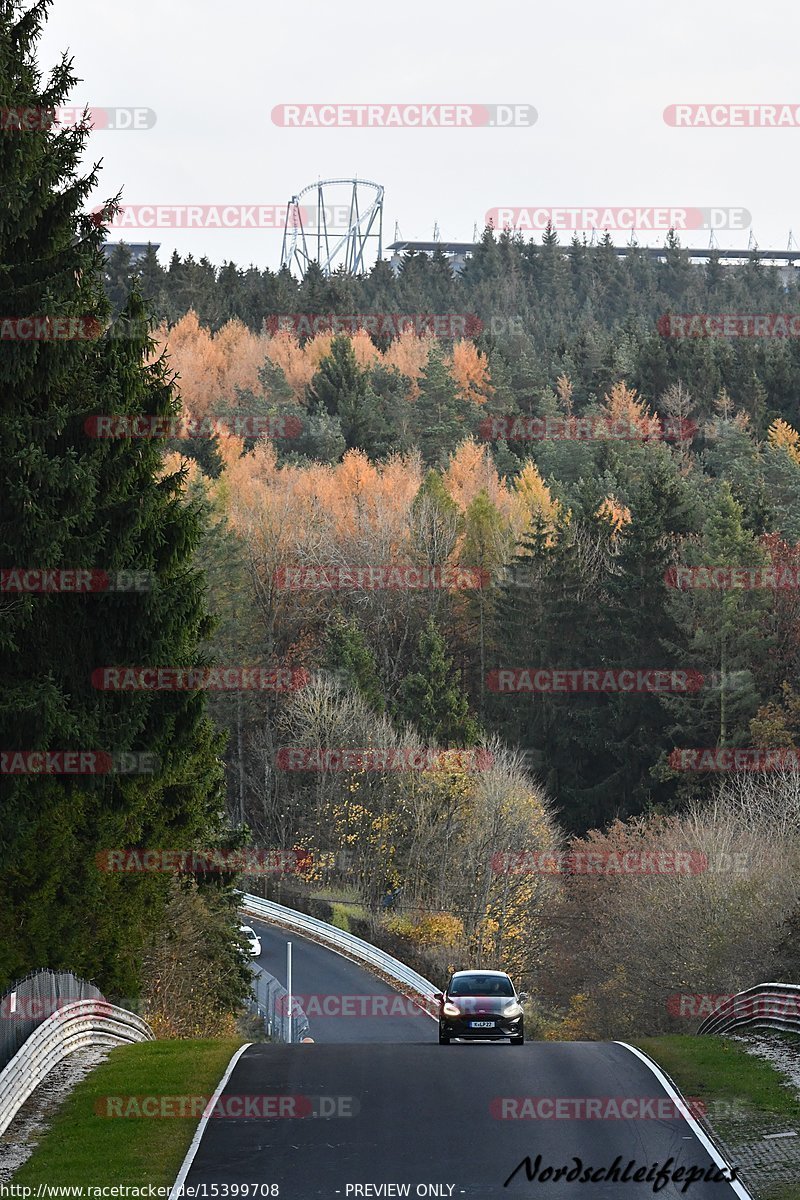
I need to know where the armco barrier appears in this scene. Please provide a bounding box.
[239,893,438,1013]
[0,968,104,1071]
[697,983,800,1037]
[0,999,154,1137]
[248,960,310,1042]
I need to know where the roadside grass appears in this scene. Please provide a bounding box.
[637,1035,800,1200]
[13,1039,242,1188]
[638,1034,800,1119]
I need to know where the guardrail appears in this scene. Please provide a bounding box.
[248,960,310,1042]
[697,983,800,1037]
[239,893,438,1013]
[0,968,105,1072]
[0,999,154,1137]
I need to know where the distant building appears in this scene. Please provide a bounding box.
[388,241,476,275]
[102,241,159,265]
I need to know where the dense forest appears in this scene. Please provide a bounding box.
[105,230,800,439]
[85,237,800,1033]
[106,240,800,834]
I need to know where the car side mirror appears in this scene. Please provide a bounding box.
[518,992,528,1003]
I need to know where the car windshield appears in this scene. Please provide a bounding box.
[448,975,514,997]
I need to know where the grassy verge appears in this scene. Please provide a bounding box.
[13,1039,243,1188]
[637,1035,800,1200]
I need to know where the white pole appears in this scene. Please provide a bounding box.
[286,941,293,1044]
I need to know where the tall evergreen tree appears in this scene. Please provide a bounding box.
[0,0,225,995]
[410,343,474,466]
[307,335,391,456]
[103,242,135,316]
[661,481,770,768]
[394,619,482,747]
[460,490,508,717]
[323,614,385,715]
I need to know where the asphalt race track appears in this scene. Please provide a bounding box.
[248,917,433,1043]
[178,920,747,1198]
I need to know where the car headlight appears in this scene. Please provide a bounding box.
[442,1002,461,1018]
[502,1002,523,1018]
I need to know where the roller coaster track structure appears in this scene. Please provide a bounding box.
[280,178,384,278]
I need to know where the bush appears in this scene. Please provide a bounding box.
[139,878,252,1038]
[330,903,351,932]
[536,778,800,1039]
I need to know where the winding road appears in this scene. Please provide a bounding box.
[176,916,749,1199]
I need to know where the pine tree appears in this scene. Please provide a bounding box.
[599,452,701,817]
[0,0,225,994]
[136,243,165,310]
[460,491,509,716]
[297,262,328,337]
[323,615,385,714]
[394,619,482,747]
[662,481,769,764]
[763,432,800,541]
[258,356,293,407]
[103,242,135,316]
[362,257,398,352]
[410,343,473,467]
[307,335,390,456]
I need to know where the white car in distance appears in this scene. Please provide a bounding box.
[239,924,262,957]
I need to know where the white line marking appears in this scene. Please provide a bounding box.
[616,1041,754,1199]
[168,1042,252,1200]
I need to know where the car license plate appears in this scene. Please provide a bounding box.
[469,1020,494,1028]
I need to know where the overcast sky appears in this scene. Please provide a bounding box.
[36,0,800,273]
